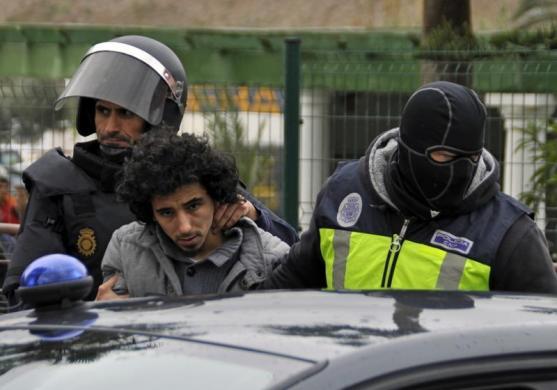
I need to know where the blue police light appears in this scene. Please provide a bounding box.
[16,254,93,308]
[21,254,88,287]
[30,309,99,342]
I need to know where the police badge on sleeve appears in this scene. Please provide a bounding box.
[337,193,363,228]
[77,227,97,257]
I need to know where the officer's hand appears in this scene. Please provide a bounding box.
[213,195,258,231]
[95,275,129,301]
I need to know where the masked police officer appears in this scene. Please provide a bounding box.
[2,35,298,304]
[263,81,557,293]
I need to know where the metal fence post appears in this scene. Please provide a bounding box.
[283,38,301,230]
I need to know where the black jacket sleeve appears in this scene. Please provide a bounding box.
[2,188,66,301]
[238,187,299,246]
[261,216,326,289]
[260,185,328,290]
[491,214,557,293]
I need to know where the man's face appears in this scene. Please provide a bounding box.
[94,100,145,147]
[152,183,220,259]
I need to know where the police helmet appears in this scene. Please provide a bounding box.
[55,35,187,136]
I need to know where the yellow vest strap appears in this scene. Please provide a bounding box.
[436,251,467,289]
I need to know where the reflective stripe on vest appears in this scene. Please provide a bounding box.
[320,228,490,291]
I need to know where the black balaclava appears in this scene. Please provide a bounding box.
[392,81,487,216]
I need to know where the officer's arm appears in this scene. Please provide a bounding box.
[238,187,299,245]
[492,214,557,293]
[2,189,66,302]
[261,213,326,289]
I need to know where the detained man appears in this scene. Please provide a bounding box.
[96,131,289,299]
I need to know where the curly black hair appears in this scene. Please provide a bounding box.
[117,130,239,223]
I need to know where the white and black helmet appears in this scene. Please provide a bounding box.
[55,35,188,136]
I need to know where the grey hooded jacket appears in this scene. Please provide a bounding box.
[102,217,290,297]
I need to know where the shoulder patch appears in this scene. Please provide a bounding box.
[430,229,473,255]
[337,192,363,228]
[77,227,97,257]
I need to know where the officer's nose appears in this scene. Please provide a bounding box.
[103,112,121,133]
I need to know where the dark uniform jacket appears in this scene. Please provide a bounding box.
[264,129,557,293]
[3,140,298,302]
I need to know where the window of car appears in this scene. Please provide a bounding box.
[350,353,557,390]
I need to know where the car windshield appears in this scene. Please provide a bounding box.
[0,329,312,390]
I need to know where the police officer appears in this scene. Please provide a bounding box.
[263,81,557,293]
[2,35,298,304]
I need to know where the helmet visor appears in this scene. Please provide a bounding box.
[55,51,169,125]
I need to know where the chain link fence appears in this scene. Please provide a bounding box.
[1,46,557,256]
[0,76,286,266]
[298,50,557,257]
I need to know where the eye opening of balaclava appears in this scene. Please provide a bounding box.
[395,81,487,213]
[424,145,482,165]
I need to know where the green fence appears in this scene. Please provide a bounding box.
[296,48,557,257]
[1,26,557,255]
[0,77,287,214]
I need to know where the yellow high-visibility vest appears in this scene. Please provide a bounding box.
[320,228,490,291]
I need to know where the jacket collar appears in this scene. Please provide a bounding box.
[72,140,123,192]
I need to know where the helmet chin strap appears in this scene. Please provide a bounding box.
[99,143,132,164]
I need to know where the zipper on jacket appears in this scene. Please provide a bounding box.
[381,218,410,288]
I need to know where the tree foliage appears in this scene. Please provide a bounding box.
[516,119,557,257]
[512,0,557,29]
[203,109,274,191]
[516,120,557,212]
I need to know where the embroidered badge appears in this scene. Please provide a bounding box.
[337,193,363,228]
[77,228,97,257]
[430,229,473,255]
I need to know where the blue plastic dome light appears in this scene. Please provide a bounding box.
[30,309,99,342]
[17,254,93,307]
[21,254,88,287]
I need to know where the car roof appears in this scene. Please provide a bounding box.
[2,289,557,389]
[2,289,557,357]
